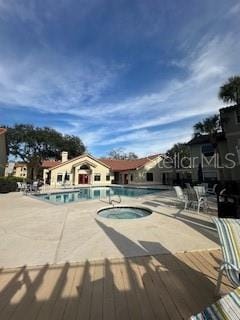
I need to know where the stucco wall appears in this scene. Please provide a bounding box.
[14,165,28,178]
[50,155,113,186]
[128,157,163,185]
[221,108,240,180]
[189,144,219,182]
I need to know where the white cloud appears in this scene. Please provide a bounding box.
[1,2,240,155]
[90,33,239,153]
[228,2,240,15]
[104,33,239,133]
[119,128,193,157]
[0,54,119,113]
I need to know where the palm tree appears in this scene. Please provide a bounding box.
[219,76,240,105]
[193,115,221,182]
[194,114,221,136]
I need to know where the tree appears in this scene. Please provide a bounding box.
[166,143,190,168]
[5,124,85,179]
[219,75,240,105]
[127,152,138,160]
[192,114,222,183]
[107,148,138,160]
[193,114,221,136]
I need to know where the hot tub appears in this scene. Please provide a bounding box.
[97,206,152,219]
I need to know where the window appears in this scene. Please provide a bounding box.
[130,174,133,181]
[94,174,101,181]
[57,174,63,182]
[236,109,240,123]
[106,175,110,181]
[202,144,214,157]
[146,172,153,181]
[80,164,90,170]
[203,171,217,181]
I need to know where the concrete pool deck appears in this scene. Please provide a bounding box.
[0,190,219,268]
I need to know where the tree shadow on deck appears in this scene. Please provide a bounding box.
[0,221,232,320]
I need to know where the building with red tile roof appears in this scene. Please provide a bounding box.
[41,160,61,169]
[45,152,165,186]
[100,154,162,171]
[5,162,28,178]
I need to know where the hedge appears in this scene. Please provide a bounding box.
[0,176,24,193]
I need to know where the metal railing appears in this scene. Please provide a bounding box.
[109,192,121,206]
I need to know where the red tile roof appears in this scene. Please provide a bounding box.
[0,128,7,135]
[41,160,61,168]
[100,154,161,171]
[44,153,162,171]
[14,162,27,167]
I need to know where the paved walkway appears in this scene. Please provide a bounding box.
[0,190,218,268]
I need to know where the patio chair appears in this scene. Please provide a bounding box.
[194,185,206,196]
[173,186,189,209]
[183,186,207,213]
[201,182,208,191]
[190,286,240,320]
[194,186,208,213]
[16,182,22,191]
[185,182,191,188]
[31,181,40,193]
[208,183,218,195]
[213,218,240,295]
[17,182,28,192]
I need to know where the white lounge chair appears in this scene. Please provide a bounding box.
[191,286,240,319]
[173,186,189,209]
[213,218,240,295]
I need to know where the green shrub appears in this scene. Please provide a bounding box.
[0,176,24,193]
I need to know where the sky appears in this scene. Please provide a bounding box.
[0,0,240,157]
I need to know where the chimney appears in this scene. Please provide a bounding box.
[61,151,68,163]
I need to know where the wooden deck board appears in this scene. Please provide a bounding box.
[112,261,131,320]
[119,259,143,320]
[0,250,234,320]
[62,263,87,320]
[136,256,170,320]
[150,255,193,319]
[128,258,156,320]
[50,265,77,320]
[103,259,116,320]
[145,256,182,320]
[175,252,216,311]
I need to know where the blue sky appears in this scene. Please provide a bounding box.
[0,0,240,157]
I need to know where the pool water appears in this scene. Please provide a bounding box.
[98,207,152,219]
[35,186,160,204]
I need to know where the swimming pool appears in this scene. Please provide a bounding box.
[35,186,160,204]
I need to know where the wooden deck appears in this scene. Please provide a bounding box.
[0,249,233,320]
